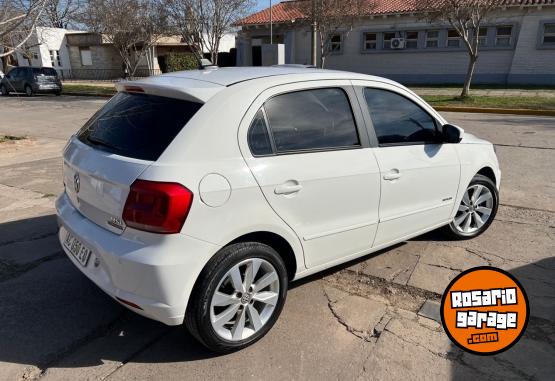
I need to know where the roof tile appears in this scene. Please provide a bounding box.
[236,0,555,26]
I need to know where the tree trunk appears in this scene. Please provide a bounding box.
[311,22,318,66]
[461,55,477,98]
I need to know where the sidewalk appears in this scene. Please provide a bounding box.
[412,87,555,98]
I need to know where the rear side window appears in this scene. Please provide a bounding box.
[35,67,58,76]
[248,109,273,156]
[363,88,440,146]
[77,92,202,161]
[263,88,360,153]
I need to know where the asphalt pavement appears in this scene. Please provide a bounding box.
[0,95,553,381]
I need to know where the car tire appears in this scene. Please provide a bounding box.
[54,90,61,96]
[185,242,288,353]
[442,174,498,240]
[24,85,34,97]
[0,85,8,96]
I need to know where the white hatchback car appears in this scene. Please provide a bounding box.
[57,67,500,352]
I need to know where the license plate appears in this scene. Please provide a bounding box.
[63,231,92,266]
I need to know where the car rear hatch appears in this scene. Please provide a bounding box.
[63,79,222,234]
[34,67,58,84]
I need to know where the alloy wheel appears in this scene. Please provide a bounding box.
[453,184,494,234]
[210,258,280,342]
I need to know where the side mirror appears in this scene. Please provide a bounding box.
[442,124,463,143]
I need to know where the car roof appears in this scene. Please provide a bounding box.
[123,66,402,103]
[153,66,394,87]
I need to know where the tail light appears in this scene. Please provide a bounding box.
[123,180,193,234]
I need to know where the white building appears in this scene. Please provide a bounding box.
[235,0,555,85]
[1,27,73,73]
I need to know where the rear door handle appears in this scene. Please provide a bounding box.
[383,169,401,181]
[274,181,303,195]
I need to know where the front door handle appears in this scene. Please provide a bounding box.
[275,181,303,195]
[383,169,401,181]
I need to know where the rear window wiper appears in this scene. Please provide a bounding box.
[86,135,122,152]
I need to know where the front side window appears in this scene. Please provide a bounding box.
[405,31,419,49]
[495,26,513,46]
[248,109,273,156]
[447,29,461,48]
[426,30,440,48]
[542,23,555,45]
[263,88,360,153]
[364,32,377,50]
[364,88,440,146]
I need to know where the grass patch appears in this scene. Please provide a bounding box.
[62,83,116,97]
[0,135,26,143]
[422,95,555,111]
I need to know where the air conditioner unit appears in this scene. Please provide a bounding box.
[391,38,406,49]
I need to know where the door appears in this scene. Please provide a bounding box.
[252,46,262,66]
[240,83,381,269]
[359,86,460,246]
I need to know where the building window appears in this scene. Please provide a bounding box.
[495,26,513,46]
[32,52,39,60]
[405,31,419,49]
[447,29,461,48]
[478,27,489,46]
[383,32,396,49]
[49,50,61,66]
[426,30,439,48]
[329,34,342,53]
[542,23,555,45]
[80,48,93,66]
[363,32,377,50]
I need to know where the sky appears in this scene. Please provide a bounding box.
[254,0,275,12]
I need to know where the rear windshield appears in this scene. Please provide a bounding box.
[33,68,57,76]
[77,92,202,161]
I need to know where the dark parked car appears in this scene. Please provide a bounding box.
[0,67,62,96]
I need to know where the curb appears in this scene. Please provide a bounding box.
[434,106,555,117]
[62,92,114,98]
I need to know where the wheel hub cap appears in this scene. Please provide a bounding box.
[453,184,494,234]
[240,292,253,305]
[209,258,280,342]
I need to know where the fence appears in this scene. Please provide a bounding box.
[58,68,163,82]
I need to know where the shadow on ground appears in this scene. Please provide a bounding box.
[0,214,553,379]
[450,256,555,381]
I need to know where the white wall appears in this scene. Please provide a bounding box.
[239,6,555,84]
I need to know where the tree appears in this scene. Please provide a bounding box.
[164,0,254,65]
[43,0,83,29]
[81,0,168,77]
[418,0,504,98]
[1,0,47,69]
[298,0,366,68]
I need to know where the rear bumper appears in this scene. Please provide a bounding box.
[34,83,61,93]
[56,193,220,325]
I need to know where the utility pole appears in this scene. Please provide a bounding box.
[311,0,317,66]
[270,0,273,44]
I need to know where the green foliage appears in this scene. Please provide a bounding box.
[166,53,199,72]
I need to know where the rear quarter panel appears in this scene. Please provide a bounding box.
[144,83,306,275]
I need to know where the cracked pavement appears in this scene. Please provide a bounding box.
[0,96,553,380]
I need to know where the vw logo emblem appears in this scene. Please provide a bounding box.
[73,173,80,193]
